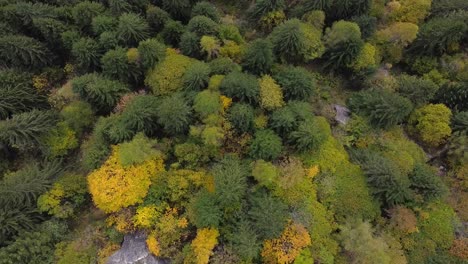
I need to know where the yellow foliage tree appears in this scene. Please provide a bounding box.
[408,104,452,147]
[261,221,312,264]
[350,43,377,72]
[388,0,431,24]
[191,228,219,264]
[259,75,284,111]
[88,146,165,213]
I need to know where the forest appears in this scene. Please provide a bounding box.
[0,0,467,263]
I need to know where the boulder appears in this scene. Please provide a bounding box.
[333,104,350,125]
[107,232,168,264]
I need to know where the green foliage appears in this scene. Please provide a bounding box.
[193,90,222,118]
[116,13,150,46]
[248,190,288,240]
[0,220,67,264]
[0,35,51,69]
[60,101,94,136]
[351,15,377,39]
[138,38,166,70]
[290,117,329,152]
[71,37,100,72]
[249,129,282,160]
[409,16,468,56]
[71,73,129,113]
[187,15,219,36]
[188,190,222,228]
[269,101,313,136]
[146,5,170,32]
[97,31,119,52]
[209,57,241,75]
[348,90,413,128]
[174,142,210,169]
[250,0,285,18]
[72,1,104,29]
[192,2,220,22]
[0,82,47,120]
[409,163,448,202]
[160,20,185,46]
[101,47,141,83]
[226,220,261,261]
[157,93,192,135]
[397,74,439,106]
[180,32,202,58]
[219,25,244,44]
[274,66,316,101]
[227,103,255,134]
[118,133,160,166]
[91,15,117,35]
[43,121,78,157]
[213,156,248,212]
[251,160,279,189]
[183,61,210,91]
[408,104,452,147]
[435,81,468,112]
[145,52,194,96]
[0,207,42,245]
[351,150,412,206]
[270,19,324,63]
[80,116,112,171]
[0,110,58,150]
[242,39,274,75]
[162,0,191,20]
[220,72,259,104]
[452,111,468,134]
[325,20,362,47]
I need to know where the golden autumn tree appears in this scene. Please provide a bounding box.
[261,221,312,264]
[87,146,165,213]
[191,228,219,264]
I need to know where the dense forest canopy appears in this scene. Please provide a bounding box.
[0,0,467,263]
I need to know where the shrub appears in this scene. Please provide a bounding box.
[259,75,284,110]
[274,66,315,101]
[408,104,452,147]
[227,103,255,134]
[396,75,438,106]
[187,16,219,36]
[116,13,150,46]
[183,61,211,91]
[220,72,259,104]
[138,38,166,70]
[347,90,413,128]
[249,129,283,160]
[157,93,192,135]
[242,39,274,75]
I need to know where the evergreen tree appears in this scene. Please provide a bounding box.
[180,32,202,58]
[72,1,105,30]
[157,93,192,135]
[289,118,328,152]
[183,61,211,91]
[242,39,274,75]
[0,83,47,119]
[227,103,255,134]
[101,47,142,83]
[250,0,285,18]
[71,37,100,72]
[187,15,219,36]
[192,2,220,22]
[248,190,288,240]
[116,13,150,46]
[91,15,117,36]
[220,72,259,104]
[249,129,283,160]
[160,20,185,46]
[274,66,315,101]
[138,38,166,70]
[0,35,51,69]
[435,81,468,112]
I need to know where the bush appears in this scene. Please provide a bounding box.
[242,39,274,75]
[228,103,255,134]
[183,61,210,91]
[408,104,452,147]
[249,129,282,160]
[187,15,219,36]
[259,75,284,110]
[138,38,166,70]
[347,90,413,128]
[396,75,438,106]
[157,93,192,135]
[220,72,259,104]
[192,2,220,22]
[116,13,149,46]
[274,66,315,101]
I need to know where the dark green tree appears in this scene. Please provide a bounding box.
[98,31,120,52]
[188,190,222,228]
[209,57,241,75]
[162,0,192,20]
[434,81,468,112]
[0,35,51,69]
[242,39,274,75]
[397,75,438,107]
[226,220,261,262]
[249,129,283,160]
[220,72,259,104]
[213,156,248,212]
[192,2,220,22]
[248,190,288,240]
[187,15,219,36]
[274,66,315,100]
[116,13,150,46]
[146,5,171,33]
[351,15,377,39]
[71,73,129,113]
[138,38,166,70]
[183,61,210,91]
[250,0,285,18]
[160,20,185,46]
[101,47,141,83]
[72,1,105,30]
[323,39,364,71]
[348,90,413,128]
[270,19,307,63]
[227,103,255,134]
[157,93,192,135]
[289,118,328,152]
[0,110,58,150]
[0,83,47,119]
[452,111,468,134]
[409,163,448,202]
[179,32,202,58]
[71,37,100,72]
[91,15,117,35]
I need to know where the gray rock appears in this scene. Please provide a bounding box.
[334,104,351,125]
[107,232,168,264]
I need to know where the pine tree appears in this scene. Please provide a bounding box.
[0,83,47,119]
[116,13,150,46]
[0,35,51,69]
[157,93,192,135]
[71,38,101,72]
[138,38,166,70]
[242,39,274,75]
